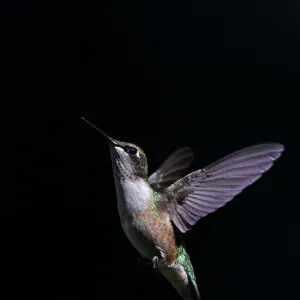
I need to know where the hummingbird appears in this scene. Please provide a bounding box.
[81,117,284,300]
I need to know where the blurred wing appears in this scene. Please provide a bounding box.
[148,147,194,190]
[165,143,285,233]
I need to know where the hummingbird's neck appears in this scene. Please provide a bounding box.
[114,177,152,216]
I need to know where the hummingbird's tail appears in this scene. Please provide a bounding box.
[159,261,200,300]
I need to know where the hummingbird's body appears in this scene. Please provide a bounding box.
[115,178,171,260]
[112,150,199,300]
[81,117,284,300]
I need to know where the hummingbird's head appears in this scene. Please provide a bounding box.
[108,140,148,181]
[81,118,148,181]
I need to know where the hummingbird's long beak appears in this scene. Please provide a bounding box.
[81,117,118,146]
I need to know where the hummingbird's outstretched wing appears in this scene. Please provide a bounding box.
[149,147,194,191]
[163,143,284,233]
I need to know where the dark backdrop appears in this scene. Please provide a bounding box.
[6,1,299,299]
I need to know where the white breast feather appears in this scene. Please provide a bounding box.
[115,178,152,216]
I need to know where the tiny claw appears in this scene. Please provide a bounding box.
[152,256,159,269]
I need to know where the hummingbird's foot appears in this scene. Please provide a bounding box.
[152,256,159,269]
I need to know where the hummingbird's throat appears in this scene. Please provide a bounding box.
[110,146,133,181]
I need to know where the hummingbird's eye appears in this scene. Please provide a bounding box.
[124,146,137,156]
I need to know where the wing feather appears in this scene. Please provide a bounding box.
[164,143,284,233]
[148,147,194,190]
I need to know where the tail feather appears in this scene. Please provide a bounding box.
[187,269,201,300]
[159,259,200,300]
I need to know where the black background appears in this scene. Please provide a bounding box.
[5,1,299,299]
